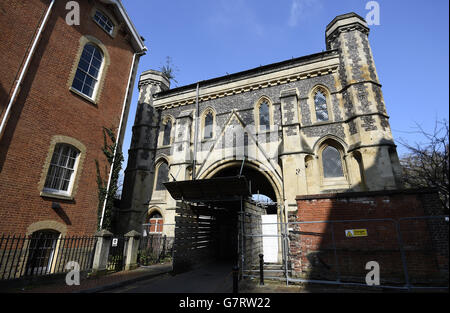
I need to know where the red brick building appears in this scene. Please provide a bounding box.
[0,0,146,237]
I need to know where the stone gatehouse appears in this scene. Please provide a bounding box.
[117,12,404,239]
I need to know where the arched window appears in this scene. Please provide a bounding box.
[44,144,80,194]
[93,10,114,35]
[71,43,104,98]
[204,111,214,139]
[259,100,270,130]
[26,230,60,275]
[163,120,172,146]
[148,211,163,234]
[322,146,344,178]
[155,161,169,191]
[314,90,329,122]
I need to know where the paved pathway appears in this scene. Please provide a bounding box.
[4,263,172,293]
[105,262,234,293]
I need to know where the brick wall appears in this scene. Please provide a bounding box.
[289,189,448,285]
[0,0,135,236]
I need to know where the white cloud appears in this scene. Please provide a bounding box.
[288,0,321,27]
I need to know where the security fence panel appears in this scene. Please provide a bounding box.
[398,216,449,287]
[288,221,338,282]
[330,219,405,285]
[284,216,449,290]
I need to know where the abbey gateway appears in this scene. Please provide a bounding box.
[0,1,446,286]
[118,13,403,236]
[113,12,448,276]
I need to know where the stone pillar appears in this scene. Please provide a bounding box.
[124,230,141,271]
[92,229,113,273]
[117,70,170,235]
[279,88,307,211]
[326,13,402,190]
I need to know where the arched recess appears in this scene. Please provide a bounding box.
[160,115,175,147]
[304,154,315,193]
[314,137,351,189]
[153,157,170,192]
[350,150,367,190]
[26,220,67,237]
[201,107,216,140]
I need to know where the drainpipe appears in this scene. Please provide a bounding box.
[99,50,145,230]
[192,82,200,180]
[0,0,56,141]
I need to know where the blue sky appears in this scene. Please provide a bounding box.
[119,0,449,187]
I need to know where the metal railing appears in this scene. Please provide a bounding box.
[138,223,175,266]
[0,234,97,280]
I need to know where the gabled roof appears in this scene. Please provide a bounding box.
[99,0,147,53]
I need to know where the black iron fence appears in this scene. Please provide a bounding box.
[0,234,97,280]
[138,234,174,266]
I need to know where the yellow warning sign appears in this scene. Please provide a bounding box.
[345,229,368,237]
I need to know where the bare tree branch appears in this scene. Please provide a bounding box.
[399,119,449,212]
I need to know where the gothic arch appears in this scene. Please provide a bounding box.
[315,137,351,188]
[154,157,170,192]
[309,84,333,123]
[200,106,216,140]
[160,115,175,146]
[199,158,283,205]
[313,134,348,155]
[254,96,273,131]
[147,206,164,221]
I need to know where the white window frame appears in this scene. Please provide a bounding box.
[93,10,114,35]
[71,43,104,100]
[43,144,80,197]
[148,217,163,234]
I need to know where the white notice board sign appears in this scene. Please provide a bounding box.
[262,215,278,263]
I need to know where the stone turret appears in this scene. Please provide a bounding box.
[116,70,170,234]
[326,13,403,190]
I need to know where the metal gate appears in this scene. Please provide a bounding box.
[107,236,128,272]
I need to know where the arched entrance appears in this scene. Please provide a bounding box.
[206,161,281,264]
[165,160,284,273]
[200,159,283,207]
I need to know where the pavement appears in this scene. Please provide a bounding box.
[2,261,447,293]
[3,262,173,293]
[105,261,234,293]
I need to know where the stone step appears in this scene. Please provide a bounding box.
[245,263,292,278]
